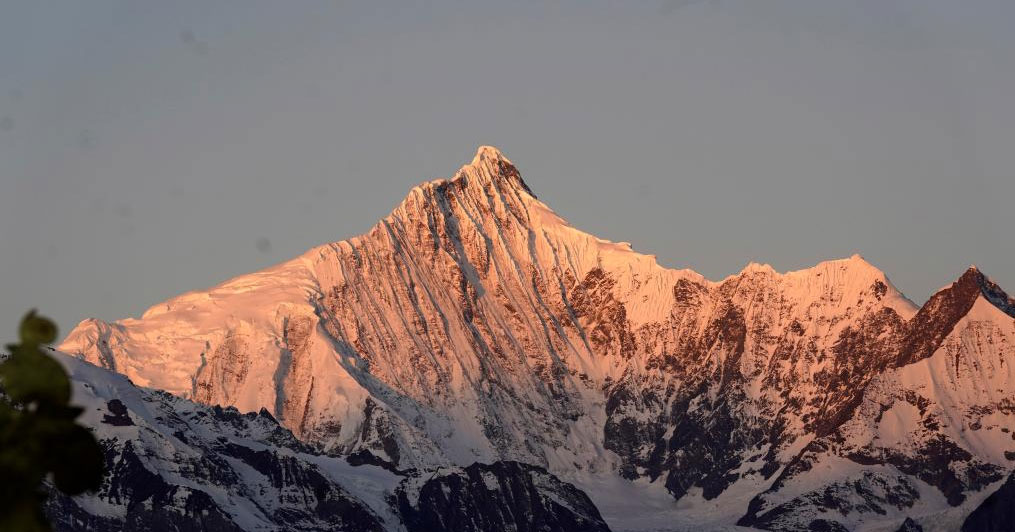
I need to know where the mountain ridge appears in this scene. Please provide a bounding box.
[57,146,1015,531]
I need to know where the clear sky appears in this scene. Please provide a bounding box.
[2,0,1013,338]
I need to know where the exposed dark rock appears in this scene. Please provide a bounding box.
[896,516,923,532]
[396,461,611,532]
[345,449,408,475]
[101,399,133,426]
[808,519,849,532]
[961,473,1015,532]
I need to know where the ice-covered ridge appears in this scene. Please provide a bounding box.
[73,147,912,333]
[393,148,908,299]
[373,148,911,325]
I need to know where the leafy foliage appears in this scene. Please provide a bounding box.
[0,311,104,532]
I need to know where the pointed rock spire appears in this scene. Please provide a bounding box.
[966,266,1015,317]
[896,266,1014,366]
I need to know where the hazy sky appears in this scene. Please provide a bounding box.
[2,1,1013,338]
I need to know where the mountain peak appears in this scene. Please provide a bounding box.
[961,266,1015,317]
[471,145,512,166]
[896,265,1014,366]
[919,266,1013,321]
[455,145,535,198]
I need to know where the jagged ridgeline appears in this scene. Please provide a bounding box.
[54,147,1015,531]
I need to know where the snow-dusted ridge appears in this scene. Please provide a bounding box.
[57,146,1015,531]
[43,350,609,532]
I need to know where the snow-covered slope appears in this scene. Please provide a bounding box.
[43,350,610,532]
[739,269,1015,531]
[58,146,1015,531]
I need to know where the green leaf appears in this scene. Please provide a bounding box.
[19,311,57,346]
[0,349,71,406]
[0,308,105,525]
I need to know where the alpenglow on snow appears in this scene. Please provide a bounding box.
[56,147,1015,532]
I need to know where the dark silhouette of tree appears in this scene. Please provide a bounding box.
[0,311,104,532]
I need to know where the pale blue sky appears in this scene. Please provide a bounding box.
[2,1,1013,338]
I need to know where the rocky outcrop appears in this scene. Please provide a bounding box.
[896,517,923,532]
[396,461,610,532]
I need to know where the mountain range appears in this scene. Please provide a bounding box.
[51,146,1015,531]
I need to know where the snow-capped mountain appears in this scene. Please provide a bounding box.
[58,146,1015,531]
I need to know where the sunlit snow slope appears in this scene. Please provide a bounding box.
[60,147,1015,531]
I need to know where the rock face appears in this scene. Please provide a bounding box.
[43,352,612,532]
[396,461,610,532]
[58,146,1015,530]
[896,517,924,532]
